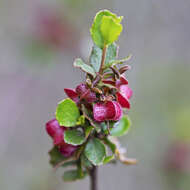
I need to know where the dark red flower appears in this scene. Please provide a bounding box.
[64,88,79,103]
[93,101,122,122]
[64,83,96,104]
[46,119,78,157]
[103,75,132,109]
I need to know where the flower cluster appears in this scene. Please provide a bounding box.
[46,119,77,157]
[45,10,136,183]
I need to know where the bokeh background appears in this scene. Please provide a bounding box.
[1,0,190,190]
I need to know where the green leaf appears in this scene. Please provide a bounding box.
[89,43,118,72]
[81,153,93,168]
[84,138,106,165]
[49,146,66,166]
[76,115,85,125]
[105,43,118,66]
[64,129,86,145]
[90,10,123,48]
[103,155,115,164]
[74,58,96,78]
[100,15,123,46]
[56,98,80,127]
[85,126,94,138]
[105,54,132,69]
[49,147,77,167]
[103,137,116,153]
[110,116,131,137]
[63,170,86,182]
[89,45,102,72]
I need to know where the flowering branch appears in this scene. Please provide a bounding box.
[45,9,136,190]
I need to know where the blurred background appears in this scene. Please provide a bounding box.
[0,0,190,189]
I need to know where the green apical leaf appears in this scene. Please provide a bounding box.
[90,9,123,48]
[110,115,131,137]
[63,170,86,182]
[74,58,96,78]
[90,43,118,72]
[100,15,123,46]
[64,129,86,145]
[84,138,106,165]
[56,98,80,127]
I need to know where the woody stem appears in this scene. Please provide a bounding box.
[90,166,98,190]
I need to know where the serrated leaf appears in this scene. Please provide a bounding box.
[84,138,106,165]
[100,15,123,46]
[64,129,86,145]
[90,10,123,48]
[110,115,131,137]
[56,98,80,127]
[74,58,96,77]
[90,43,118,73]
[103,155,115,164]
[63,170,86,182]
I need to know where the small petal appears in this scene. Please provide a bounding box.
[106,101,122,121]
[116,92,130,109]
[102,80,115,86]
[93,103,107,122]
[93,101,122,122]
[46,118,66,145]
[53,128,65,145]
[76,83,96,103]
[85,92,97,103]
[120,76,129,85]
[64,88,79,103]
[115,76,128,87]
[46,119,60,137]
[119,85,133,99]
[76,83,88,95]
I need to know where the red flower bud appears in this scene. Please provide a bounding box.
[64,88,79,103]
[76,83,96,103]
[59,144,78,157]
[93,101,122,122]
[46,119,66,146]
